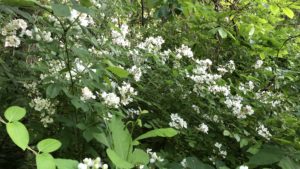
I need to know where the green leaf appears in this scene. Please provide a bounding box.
[106,148,134,169]
[51,4,70,17]
[0,0,37,7]
[135,128,178,141]
[93,133,110,147]
[46,84,61,98]
[4,106,26,122]
[248,145,284,165]
[37,138,62,153]
[218,28,227,38]
[55,158,79,169]
[79,0,93,7]
[278,157,299,169]
[108,116,132,160]
[107,66,129,78]
[6,121,29,150]
[282,7,294,19]
[36,153,56,169]
[129,149,149,165]
[185,157,214,169]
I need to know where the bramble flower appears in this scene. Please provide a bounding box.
[256,124,272,140]
[169,113,187,129]
[78,157,107,169]
[254,60,263,69]
[239,165,249,169]
[147,148,164,163]
[128,65,142,81]
[197,123,209,134]
[81,87,96,101]
[118,82,137,105]
[137,36,164,53]
[4,35,21,47]
[175,44,194,59]
[101,92,120,108]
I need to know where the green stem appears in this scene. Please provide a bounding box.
[27,146,38,155]
[0,117,6,124]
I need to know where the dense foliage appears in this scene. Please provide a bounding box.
[0,0,299,169]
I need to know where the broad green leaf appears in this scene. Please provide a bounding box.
[248,145,284,165]
[282,7,294,19]
[79,0,93,7]
[129,149,149,165]
[46,84,61,98]
[218,28,227,38]
[4,106,26,122]
[135,128,178,141]
[36,153,56,169]
[278,157,299,169]
[55,158,79,169]
[6,121,29,150]
[93,133,110,147]
[37,138,62,153]
[51,4,70,17]
[106,149,134,169]
[107,66,129,78]
[270,5,280,14]
[0,0,37,6]
[185,157,214,169]
[108,116,132,160]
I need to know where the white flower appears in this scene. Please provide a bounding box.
[169,113,187,129]
[181,158,187,167]
[128,66,142,81]
[197,123,209,134]
[254,60,263,69]
[147,148,164,163]
[4,35,21,48]
[118,82,137,105]
[83,158,93,167]
[239,165,249,169]
[137,36,164,52]
[81,87,96,101]
[101,92,120,108]
[78,163,88,169]
[70,9,94,27]
[102,164,108,169]
[256,124,272,140]
[176,44,193,59]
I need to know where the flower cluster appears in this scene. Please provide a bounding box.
[175,44,194,59]
[1,19,28,47]
[118,82,138,105]
[147,148,164,163]
[196,123,209,134]
[81,87,96,101]
[78,157,108,169]
[169,113,187,129]
[24,82,57,127]
[70,9,95,27]
[256,124,272,140]
[224,95,254,119]
[111,24,130,47]
[137,36,165,53]
[214,142,227,158]
[101,92,120,108]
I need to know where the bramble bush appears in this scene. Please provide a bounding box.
[0,0,299,169]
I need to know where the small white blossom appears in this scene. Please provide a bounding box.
[256,124,272,140]
[81,87,96,101]
[4,35,21,47]
[169,113,187,129]
[254,60,263,69]
[239,165,249,169]
[197,123,209,134]
[101,92,120,108]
